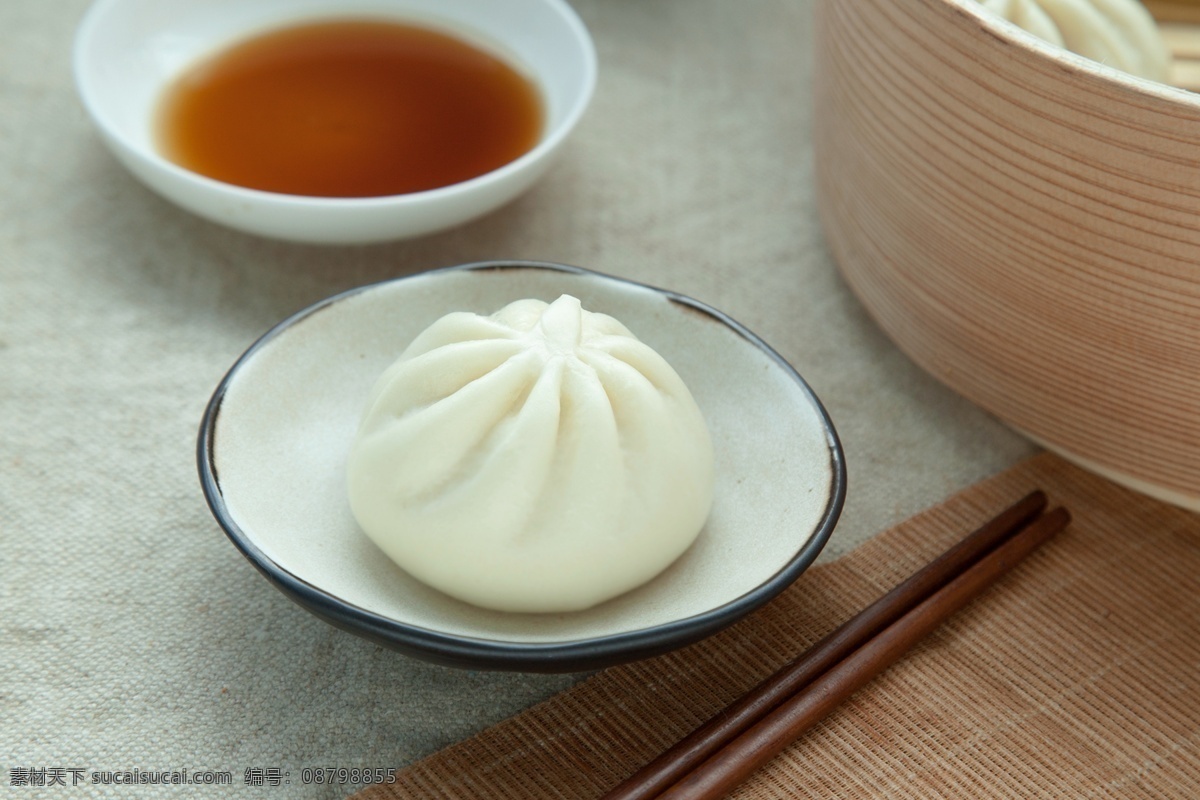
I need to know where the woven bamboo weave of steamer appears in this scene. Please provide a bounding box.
[814,0,1200,510]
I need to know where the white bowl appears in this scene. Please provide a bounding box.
[198,263,846,671]
[73,0,596,244]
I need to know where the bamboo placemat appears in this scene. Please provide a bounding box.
[352,453,1200,798]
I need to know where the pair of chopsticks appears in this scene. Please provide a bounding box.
[601,490,1071,800]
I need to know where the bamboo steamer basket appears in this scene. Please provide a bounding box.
[814,0,1200,510]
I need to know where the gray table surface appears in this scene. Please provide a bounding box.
[0,0,1036,796]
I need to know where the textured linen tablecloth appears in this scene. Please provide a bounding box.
[2,1,1037,797]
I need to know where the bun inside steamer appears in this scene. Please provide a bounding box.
[978,0,1169,81]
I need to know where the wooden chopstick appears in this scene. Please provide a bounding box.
[601,490,1049,800]
[660,505,1072,800]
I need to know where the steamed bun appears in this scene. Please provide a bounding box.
[346,294,715,613]
[979,0,1169,81]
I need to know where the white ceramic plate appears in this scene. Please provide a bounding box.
[199,262,845,671]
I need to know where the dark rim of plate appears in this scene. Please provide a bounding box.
[196,260,847,673]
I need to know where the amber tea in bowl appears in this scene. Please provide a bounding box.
[157,19,544,198]
[73,0,596,243]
